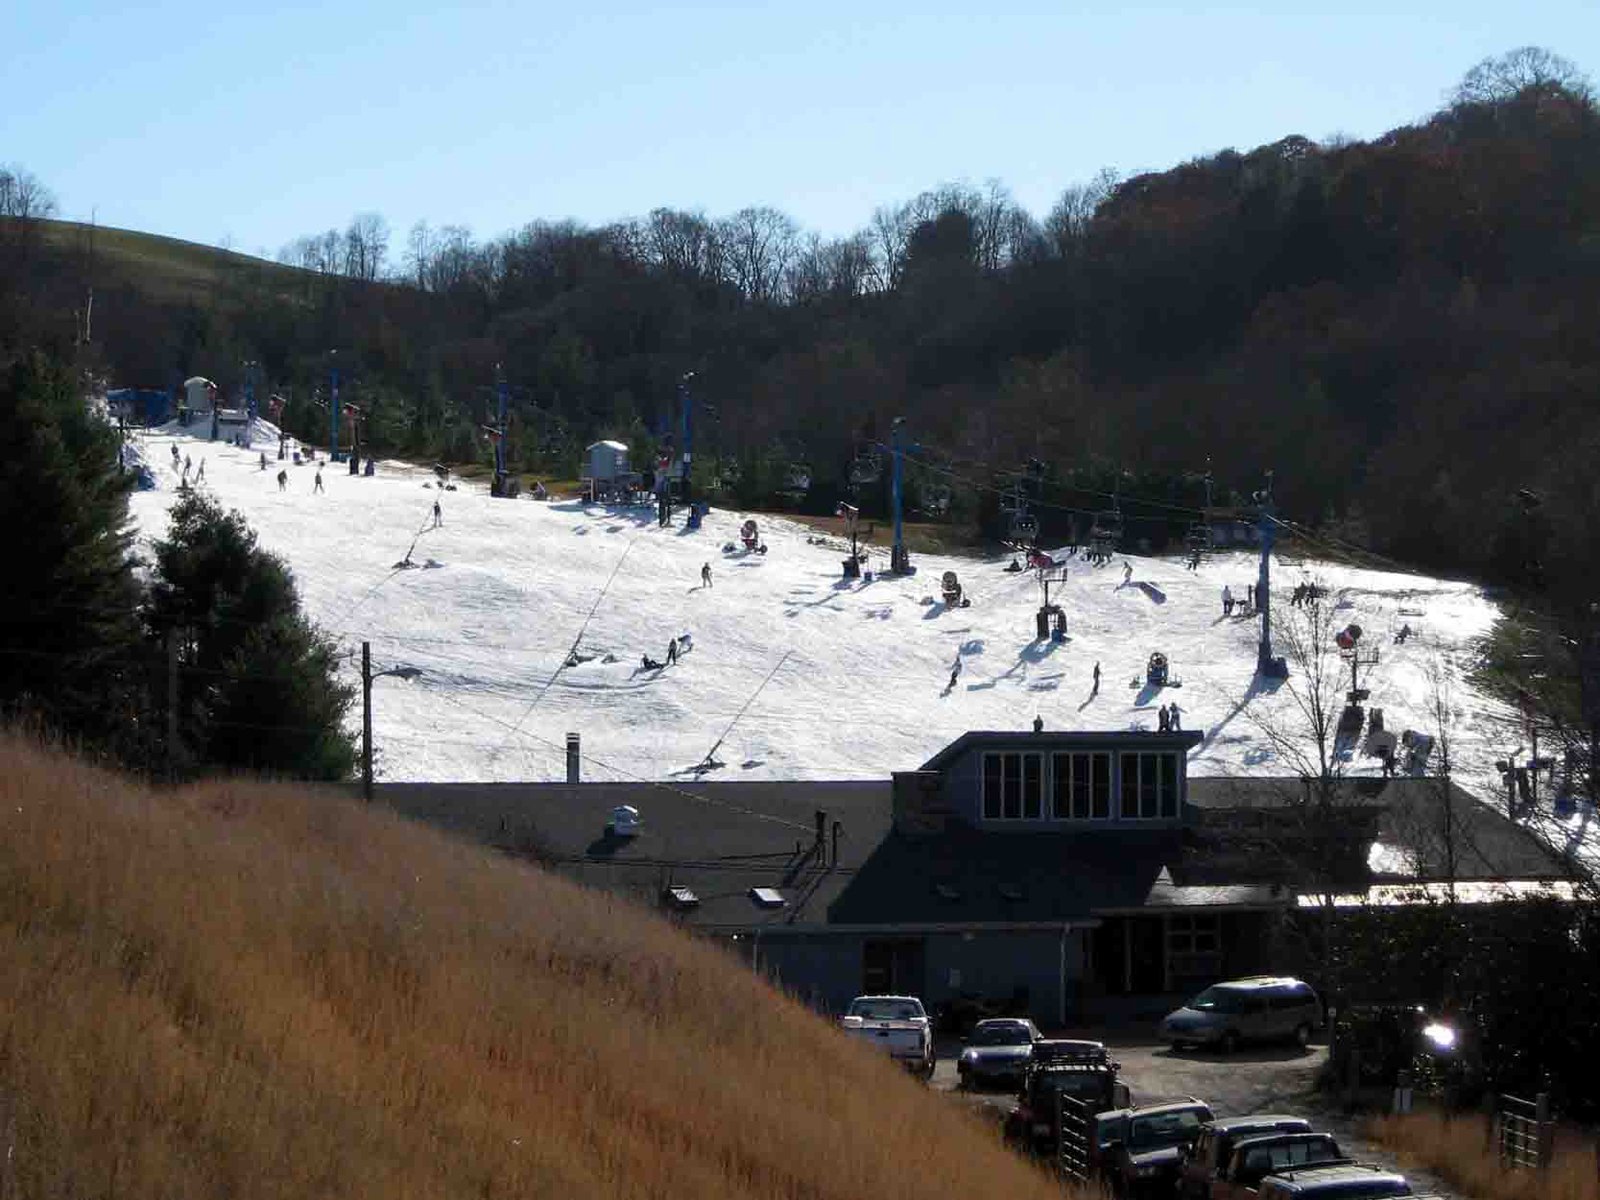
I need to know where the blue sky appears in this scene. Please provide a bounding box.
[4,1,1595,258]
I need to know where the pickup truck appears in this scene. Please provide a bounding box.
[1003,1041,1130,1158]
[1209,1133,1347,1199]
[1099,1099,1214,1198]
[839,995,935,1079]
[1179,1116,1313,1199]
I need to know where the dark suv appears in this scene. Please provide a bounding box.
[1003,1041,1130,1158]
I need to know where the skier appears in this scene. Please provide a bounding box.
[432,499,442,528]
[277,469,288,492]
[259,452,267,471]
[313,465,325,494]
[1123,561,1133,585]
[701,562,712,589]
[1158,704,1171,732]
[1170,703,1182,731]
[1222,584,1233,617]
[183,454,192,473]
[666,638,679,666]
[1092,661,1101,695]
[170,444,180,464]
[947,654,963,692]
[195,460,205,484]
[641,653,664,671]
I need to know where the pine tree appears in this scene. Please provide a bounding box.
[147,492,356,780]
[0,351,144,751]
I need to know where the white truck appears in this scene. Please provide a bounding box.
[839,995,936,1080]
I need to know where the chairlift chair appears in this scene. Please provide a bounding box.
[848,450,883,487]
[1010,512,1040,544]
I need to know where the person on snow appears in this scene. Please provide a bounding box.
[183,454,192,474]
[259,452,268,471]
[1123,561,1133,585]
[1158,704,1171,732]
[701,562,712,589]
[641,654,664,671]
[170,444,180,462]
[1222,584,1233,616]
[1169,703,1182,731]
[947,654,963,692]
[1092,661,1101,695]
[432,499,442,528]
[666,638,679,666]
[195,460,205,484]
[277,469,288,491]
[313,465,325,494]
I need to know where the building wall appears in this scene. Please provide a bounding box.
[923,929,1085,1025]
[755,934,866,1015]
[939,740,1187,831]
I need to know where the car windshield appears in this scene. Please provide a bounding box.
[1128,1109,1206,1151]
[850,999,920,1021]
[1189,986,1248,1014]
[972,1023,1032,1046]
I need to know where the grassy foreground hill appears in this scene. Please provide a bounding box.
[0,734,1069,1199]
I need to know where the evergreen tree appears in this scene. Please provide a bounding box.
[0,351,144,751]
[146,493,356,780]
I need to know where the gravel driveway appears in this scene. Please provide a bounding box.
[933,1032,1458,1197]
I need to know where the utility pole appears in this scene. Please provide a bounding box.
[1256,470,1287,678]
[495,365,509,493]
[679,372,695,507]
[362,641,374,801]
[329,352,341,462]
[890,416,912,575]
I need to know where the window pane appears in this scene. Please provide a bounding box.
[1023,754,1042,818]
[1052,754,1072,819]
[1004,754,1022,819]
[1140,753,1159,818]
[1072,754,1090,819]
[1092,754,1110,819]
[983,755,1002,819]
[1160,754,1178,818]
[1120,755,1139,819]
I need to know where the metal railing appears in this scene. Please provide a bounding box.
[1496,1092,1553,1171]
[1056,1093,1094,1185]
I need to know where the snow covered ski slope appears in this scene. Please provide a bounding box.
[129,426,1524,805]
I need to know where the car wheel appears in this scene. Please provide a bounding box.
[1220,1030,1240,1054]
[1293,1022,1312,1048]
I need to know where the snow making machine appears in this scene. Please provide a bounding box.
[739,519,767,555]
[1146,652,1171,688]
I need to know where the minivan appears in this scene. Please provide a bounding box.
[1159,976,1321,1052]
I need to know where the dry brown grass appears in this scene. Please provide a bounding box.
[0,734,1077,1199]
[1366,1111,1600,1200]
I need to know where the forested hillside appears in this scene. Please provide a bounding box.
[4,52,1597,609]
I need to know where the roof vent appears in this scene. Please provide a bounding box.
[749,887,786,910]
[664,885,700,910]
[607,805,641,837]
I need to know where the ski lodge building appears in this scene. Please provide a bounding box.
[378,728,1570,1024]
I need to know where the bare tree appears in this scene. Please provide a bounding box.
[715,206,798,302]
[0,164,59,219]
[1045,169,1118,257]
[1452,46,1594,106]
[404,220,436,289]
[343,212,389,281]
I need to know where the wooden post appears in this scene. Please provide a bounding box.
[361,641,374,802]
[1482,1092,1497,1154]
[1535,1091,1552,1170]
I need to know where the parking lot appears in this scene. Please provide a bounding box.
[932,1032,1458,1196]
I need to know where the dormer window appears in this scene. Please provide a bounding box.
[982,752,1043,819]
[1052,752,1112,819]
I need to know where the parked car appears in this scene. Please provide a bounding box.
[1179,1115,1313,1199]
[1256,1164,1415,1198]
[956,1017,1041,1090]
[838,994,935,1079]
[1160,976,1322,1052]
[1099,1098,1214,1197]
[1210,1132,1348,1198]
[1002,1041,1130,1158]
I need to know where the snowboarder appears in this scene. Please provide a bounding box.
[666,638,679,666]
[1222,585,1233,616]
[313,465,325,494]
[1092,661,1101,695]
[432,499,442,528]
[277,469,288,492]
[701,562,712,589]
[1123,561,1133,585]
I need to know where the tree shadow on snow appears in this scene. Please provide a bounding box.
[1198,671,1288,751]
